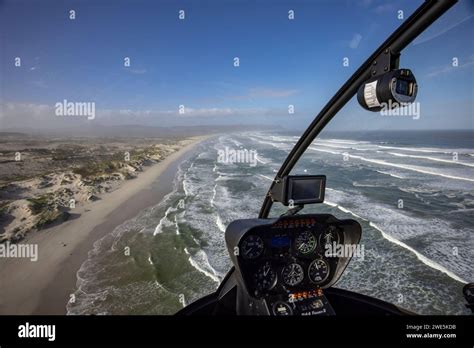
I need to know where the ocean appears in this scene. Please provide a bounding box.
[66,130,474,315]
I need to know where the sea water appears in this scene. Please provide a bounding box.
[67,130,474,315]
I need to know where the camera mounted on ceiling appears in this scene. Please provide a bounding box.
[357,47,418,112]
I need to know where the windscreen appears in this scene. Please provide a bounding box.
[3,0,459,317]
[285,1,474,315]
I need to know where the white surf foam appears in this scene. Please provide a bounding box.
[314,142,354,149]
[153,206,177,236]
[147,255,154,266]
[349,154,474,183]
[308,146,341,155]
[250,137,290,150]
[377,145,453,154]
[376,170,405,179]
[324,198,366,221]
[183,179,190,196]
[256,155,269,164]
[322,139,369,145]
[174,214,180,235]
[188,250,221,283]
[387,152,474,168]
[210,184,217,206]
[369,222,467,284]
[325,197,468,284]
[325,187,470,284]
[309,146,474,182]
[215,214,226,233]
[258,174,275,182]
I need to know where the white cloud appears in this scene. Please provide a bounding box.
[1,103,54,129]
[30,80,48,89]
[227,87,299,100]
[177,107,267,118]
[373,4,395,14]
[413,14,474,46]
[426,55,474,78]
[123,68,147,74]
[0,102,278,129]
[360,0,374,7]
[248,88,299,98]
[349,33,363,49]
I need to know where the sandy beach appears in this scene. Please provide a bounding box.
[0,135,210,315]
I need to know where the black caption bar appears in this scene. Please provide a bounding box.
[0,315,472,346]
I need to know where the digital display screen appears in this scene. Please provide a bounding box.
[396,79,410,96]
[271,235,290,248]
[287,176,325,204]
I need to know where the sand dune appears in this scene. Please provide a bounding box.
[0,135,210,314]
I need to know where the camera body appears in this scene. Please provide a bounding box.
[357,68,418,111]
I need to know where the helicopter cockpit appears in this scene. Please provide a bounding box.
[176,0,474,316]
[225,175,363,316]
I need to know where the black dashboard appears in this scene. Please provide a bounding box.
[225,214,362,315]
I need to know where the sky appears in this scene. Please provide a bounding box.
[0,0,473,131]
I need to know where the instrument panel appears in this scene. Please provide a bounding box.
[237,216,343,298]
[225,214,361,315]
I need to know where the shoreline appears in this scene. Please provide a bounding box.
[0,135,211,315]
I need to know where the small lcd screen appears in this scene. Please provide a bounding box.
[396,79,410,96]
[287,176,325,204]
[271,235,290,248]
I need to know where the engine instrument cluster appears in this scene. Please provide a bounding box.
[238,216,343,296]
[225,214,362,315]
[229,214,362,315]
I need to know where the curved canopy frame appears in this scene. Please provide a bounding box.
[259,0,457,219]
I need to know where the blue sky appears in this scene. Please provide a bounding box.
[0,0,473,130]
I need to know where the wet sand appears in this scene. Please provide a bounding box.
[0,136,210,315]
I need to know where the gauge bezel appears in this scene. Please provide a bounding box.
[253,261,278,292]
[308,258,330,285]
[319,226,341,254]
[272,301,293,316]
[281,262,305,287]
[294,230,317,255]
[240,234,265,260]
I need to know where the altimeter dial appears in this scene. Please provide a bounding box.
[254,261,277,292]
[308,258,330,285]
[281,263,304,286]
[295,230,317,254]
[319,226,340,250]
[241,235,264,260]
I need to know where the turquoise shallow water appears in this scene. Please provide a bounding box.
[67,131,474,315]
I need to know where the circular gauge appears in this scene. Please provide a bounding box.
[295,230,317,254]
[240,235,264,260]
[308,258,330,284]
[281,263,305,287]
[272,301,293,316]
[319,226,340,251]
[254,262,277,292]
